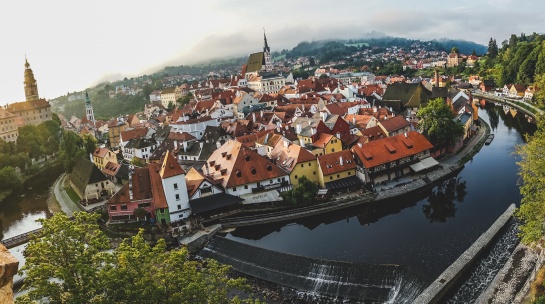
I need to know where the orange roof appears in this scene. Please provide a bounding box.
[120,127,148,142]
[317,150,356,176]
[102,161,120,176]
[270,140,316,172]
[167,132,196,141]
[378,116,411,133]
[351,131,433,169]
[149,163,168,209]
[159,151,185,179]
[204,140,288,188]
[92,147,111,158]
[313,133,334,148]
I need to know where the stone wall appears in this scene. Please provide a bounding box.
[0,244,18,304]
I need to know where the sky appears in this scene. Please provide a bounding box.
[0,0,541,104]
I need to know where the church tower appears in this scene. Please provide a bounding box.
[24,58,39,101]
[263,29,273,72]
[85,91,96,124]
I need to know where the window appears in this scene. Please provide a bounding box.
[348,171,351,175]
[160,209,164,214]
[308,163,311,167]
[175,194,180,200]
[121,205,128,211]
[330,176,333,180]
[313,171,316,175]
[177,204,181,210]
[331,149,335,153]
[232,187,236,191]
[173,183,178,190]
[251,168,256,175]
[337,174,340,178]
[301,164,304,168]
[294,175,298,179]
[110,205,117,211]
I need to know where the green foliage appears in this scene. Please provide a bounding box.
[515,116,545,244]
[81,133,98,155]
[19,212,111,303]
[0,166,22,191]
[19,213,259,304]
[417,98,465,146]
[533,74,545,109]
[59,130,84,172]
[130,157,145,167]
[281,176,318,205]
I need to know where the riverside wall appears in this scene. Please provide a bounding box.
[412,203,516,304]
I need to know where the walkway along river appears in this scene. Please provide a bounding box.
[217,104,537,303]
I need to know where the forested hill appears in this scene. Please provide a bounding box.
[277,36,486,62]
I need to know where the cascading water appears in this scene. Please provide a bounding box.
[444,219,520,303]
[198,236,431,303]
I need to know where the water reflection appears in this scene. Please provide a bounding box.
[483,104,537,140]
[422,177,467,223]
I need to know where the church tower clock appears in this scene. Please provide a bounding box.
[24,58,40,101]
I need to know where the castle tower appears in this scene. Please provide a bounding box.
[85,91,95,124]
[24,58,39,101]
[263,29,273,72]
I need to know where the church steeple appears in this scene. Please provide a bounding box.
[263,29,270,53]
[85,91,95,124]
[24,57,39,101]
[263,29,272,72]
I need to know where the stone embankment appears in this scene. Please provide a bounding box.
[412,204,516,304]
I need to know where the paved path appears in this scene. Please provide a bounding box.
[52,174,84,216]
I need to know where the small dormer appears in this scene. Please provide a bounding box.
[385,142,396,154]
[363,150,373,161]
[245,154,251,162]
[236,170,242,178]
[250,167,257,175]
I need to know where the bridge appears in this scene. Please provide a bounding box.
[472,91,543,118]
[1,228,43,249]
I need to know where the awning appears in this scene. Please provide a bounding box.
[239,190,283,205]
[410,157,439,172]
[420,157,439,169]
[324,176,363,190]
[189,193,243,214]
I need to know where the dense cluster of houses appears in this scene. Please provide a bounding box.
[61,36,484,228]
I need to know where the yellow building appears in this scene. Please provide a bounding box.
[299,133,342,157]
[160,86,183,108]
[0,109,18,142]
[317,150,357,189]
[270,140,318,186]
[107,119,127,148]
[92,147,118,170]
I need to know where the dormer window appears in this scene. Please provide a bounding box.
[250,167,257,175]
[245,155,251,162]
[266,164,272,171]
[236,170,242,178]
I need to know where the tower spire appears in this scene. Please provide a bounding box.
[263,28,270,53]
[24,57,39,101]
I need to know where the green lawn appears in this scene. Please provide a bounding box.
[64,187,81,204]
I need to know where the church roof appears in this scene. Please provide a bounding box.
[246,52,265,73]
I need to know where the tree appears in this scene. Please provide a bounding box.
[167,101,175,112]
[0,166,22,191]
[533,74,545,109]
[133,207,147,221]
[451,47,460,54]
[416,98,465,146]
[488,38,499,59]
[82,133,98,155]
[281,175,318,205]
[19,213,259,303]
[18,212,111,303]
[59,130,84,172]
[515,117,545,244]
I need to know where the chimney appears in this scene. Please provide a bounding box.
[216,141,222,149]
[352,116,356,124]
[404,132,408,138]
[373,106,377,113]
[183,141,188,152]
[174,141,178,150]
[283,140,289,148]
[199,142,204,150]
[252,112,256,122]
[339,156,344,166]
[296,124,302,134]
[358,142,363,148]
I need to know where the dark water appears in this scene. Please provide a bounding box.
[227,105,536,283]
[1,164,63,282]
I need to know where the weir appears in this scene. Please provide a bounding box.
[198,236,430,303]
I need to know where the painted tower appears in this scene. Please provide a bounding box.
[85,91,96,124]
[263,29,273,72]
[24,58,39,101]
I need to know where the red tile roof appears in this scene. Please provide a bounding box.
[92,147,111,158]
[120,127,148,142]
[378,116,411,133]
[270,141,316,172]
[317,150,356,175]
[149,163,168,209]
[159,150,185,179]
[351,131,433,169]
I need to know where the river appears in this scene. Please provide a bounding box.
[1,165,63,283]
[226,105,536,301]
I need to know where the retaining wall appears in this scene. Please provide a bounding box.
[412,203,516,304]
